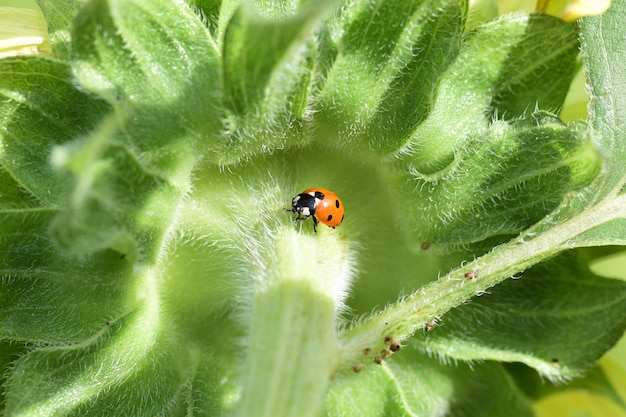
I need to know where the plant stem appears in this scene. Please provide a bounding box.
[338,191,626,368]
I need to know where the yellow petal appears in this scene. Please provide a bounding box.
[560,0,611,21]
[0,7,52,58]
[536,0,611,21]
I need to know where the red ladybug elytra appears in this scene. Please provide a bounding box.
[290,188,344,233]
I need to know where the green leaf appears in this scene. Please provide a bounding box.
[580,1,626,197]
[396,112,601,250]
[0,210,135,343]
[521,0,626,248]
[216,0,333,165]
[186,0,241,45]
[394,13,580,174]
[51,0,222,254]
[487,14,580,119]
[0,165,39,210]
[186,0,223,41]
[5,309,186,416]
[0,340,28,408]
[315,0,466,156]
[48,113,176,256]
[0,57,108,207]
[35,0,85,60]
[416,252,626,378]
[323,347,533,417]
[71,0,221,144]
[529,1,626,248]
[506,361,626,408]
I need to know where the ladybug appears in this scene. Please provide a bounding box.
[290,188,344,233]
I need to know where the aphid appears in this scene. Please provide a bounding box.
[464,271,478,280]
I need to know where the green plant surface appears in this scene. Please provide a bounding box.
[0,0,37,7]
[1,0,626,416]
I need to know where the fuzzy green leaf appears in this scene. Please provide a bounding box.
[71,0,221,142]
[0,341,27,409]
[396,113,601,250]
[551,0,626,249]
[35,0,85,60]
[0,57,108,207]
[186,0,224,41]
[506,361,626,408]
[395,14,580,174]
[501,0,626,249]
[487,15,580,119]
[580,2,626,197]
[48,113,177,256]
[216,0,333,165]
[0,56,133,344]
[0,210,134,342]
[323,347,533,417]
[6,309,185,416]
[0,165,38,209]
[417,252,626,378]
[315,0,466,156]
[51,0,221,254]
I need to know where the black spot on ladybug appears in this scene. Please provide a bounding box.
[335,199,340,208]
[327,214,333,221]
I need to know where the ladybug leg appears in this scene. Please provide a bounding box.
[312,215,318,233]
[291,212,308,227]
